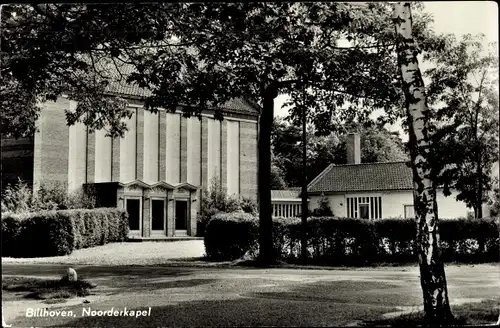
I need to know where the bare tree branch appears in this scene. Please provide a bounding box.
[110,56,124,81]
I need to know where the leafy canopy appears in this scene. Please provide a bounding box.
[2,3,434,137]
[424,34,499,213]
[271,117,409,187]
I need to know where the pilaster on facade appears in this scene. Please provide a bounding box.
[220,120,228,188]
[111,137,121,182]
[166,190,175,237]
[180,117,188,182]
[188,190,198,236]
[159,111,167,181]
[200,116,209,190]
[135,109,144,181]
[142,188,151,237]
[86,136,96,186]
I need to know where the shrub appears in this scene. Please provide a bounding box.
[1,208,128,258]
[373,218,416,263]
[272,216,301,260]
[64,186,97,210]
[1,214,24,256]
[197,205,221,237]
[305,217,379,265]
[439,217,500,263]
[204,215,500,265]
[204,212,259,261]
[311,195,333,217]
[16,211,75,257]
[488,180,499,217]
[198,178,229,237]
[35,183,68,210]
[34,183,97,211]
[66,208,129,249]
[198,177,256,236]
[1,179,33,213]
[1,180,96,214]
[240,196,258,215]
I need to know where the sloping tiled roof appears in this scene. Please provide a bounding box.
[98,61,259,116]
[307,161,413,194]
[271,189,301,199]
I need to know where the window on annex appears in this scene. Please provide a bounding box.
[347,196,382,219]
[404,205,415,219]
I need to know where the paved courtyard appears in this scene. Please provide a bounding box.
[2,263,499,327]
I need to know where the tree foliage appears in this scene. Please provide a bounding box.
[488,177,500,217]
[271,117,408,187]
[117,2,426,263]
[2,2,437,263]
[2,3,436,137]
[1,4,175,137]
[425,34,499,217]
[270,162,288,190]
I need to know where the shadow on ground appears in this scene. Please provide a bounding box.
[4,264,499,327]
[7,280,423,327]
[13,297,399,327]
[2,265,210,301]
[2,264,196,279]
[92,278,220,296]
[361,299,499,326]
[245,280,423,307]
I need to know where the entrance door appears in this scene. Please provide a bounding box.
[359,204,369,220]
[151,199,166,236]
[126,198,141,236]
[175,200,188,234]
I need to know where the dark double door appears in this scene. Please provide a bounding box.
[151,199,165,232]
[126,199,141,232]
[175,200,188,230]
[125,198,188,236]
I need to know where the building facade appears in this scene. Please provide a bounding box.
[307,133,473,219]
[307,188,472,219]
[270,189,306,218]
[2,95,259,238]
[271,133,480,219]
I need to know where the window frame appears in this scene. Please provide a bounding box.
[404,204,415,219]
[346,195,382,220]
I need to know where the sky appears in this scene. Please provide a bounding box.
[273,1,499,140]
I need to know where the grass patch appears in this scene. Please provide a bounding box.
[362,299,499,327]
[2,276,97,301]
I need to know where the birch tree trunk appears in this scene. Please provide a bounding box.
[392,2,454,323]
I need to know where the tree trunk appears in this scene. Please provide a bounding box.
[301,103,308,261]
[477,148,483,218]
[258,85,277,264]
[473,100,483,219]
[393,2,454,324]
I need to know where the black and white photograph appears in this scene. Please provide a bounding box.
[1,2,499,327]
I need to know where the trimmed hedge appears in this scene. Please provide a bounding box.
[1,208,129,258]
[204,215,500,265]
[204,212,259,261]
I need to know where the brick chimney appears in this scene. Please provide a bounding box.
[346,133,361,164]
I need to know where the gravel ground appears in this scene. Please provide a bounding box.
[1,240,206,266]
[3,264,499,327]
